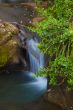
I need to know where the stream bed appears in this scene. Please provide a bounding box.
[0,4,64,110]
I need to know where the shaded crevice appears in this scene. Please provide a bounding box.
[18,46,30,70]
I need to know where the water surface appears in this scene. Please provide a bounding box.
[0,4,64,110]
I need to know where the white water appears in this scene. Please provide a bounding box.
[27,38,44,73]
[0,8,47,102]
[0,26,47,102]
[0,31,47,102]
[18,28,44,73]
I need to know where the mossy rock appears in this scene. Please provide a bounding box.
[0,20,19,67]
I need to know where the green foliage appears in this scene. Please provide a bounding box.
[31,0,73,89]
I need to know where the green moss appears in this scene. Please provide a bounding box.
[0,21,19,67]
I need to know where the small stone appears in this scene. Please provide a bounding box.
[20,20,23,24]
[29,21,32,23]
[70,106,72,109]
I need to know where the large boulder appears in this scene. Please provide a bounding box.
[0,20,19,68]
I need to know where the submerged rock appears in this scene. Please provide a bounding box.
[0,20,19,68]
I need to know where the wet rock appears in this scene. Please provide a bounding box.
[43,87,73,110]
[0,20,19,68]
[19,3,37,9]
[32,17,45,26]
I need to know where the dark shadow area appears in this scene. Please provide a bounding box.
[0,0,34,3]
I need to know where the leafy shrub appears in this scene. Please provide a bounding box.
[31,0,73,89]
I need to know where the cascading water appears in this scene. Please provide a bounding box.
[0,7,63,110]
[0,23,47,102]
[27,38,44,73]
[18,27,44,73]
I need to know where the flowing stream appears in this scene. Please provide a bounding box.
[0,5,64,110]
[0,24,47,102]
[27,38,44,73]
[17,26,44,73]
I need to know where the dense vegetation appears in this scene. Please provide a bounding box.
[31,0,73,90]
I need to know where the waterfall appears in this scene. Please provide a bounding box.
[17,26,44,73]
[27,37,44,73]
[0,7,47,102]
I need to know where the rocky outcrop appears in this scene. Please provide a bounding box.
[0,20,19,68]
[43,87,73,110]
